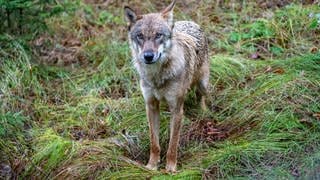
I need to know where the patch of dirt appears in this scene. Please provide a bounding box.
[84,0,109,4]
[99,78,135,99]
[32,34,88,66]
[257,0,317,9]
[181,119,229,145]
[257,0,292,9]
[99,86,127,100]
[66,120,114,141]
[181,116,260,146]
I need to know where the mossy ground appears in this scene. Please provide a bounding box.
[1,1,320,179]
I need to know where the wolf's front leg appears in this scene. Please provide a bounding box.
[165,96,184,173]
[145,97,160,170]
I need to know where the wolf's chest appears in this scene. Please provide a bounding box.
[151,87,166,100]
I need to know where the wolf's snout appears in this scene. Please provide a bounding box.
[143,50,155,64]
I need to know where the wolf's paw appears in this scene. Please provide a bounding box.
[146,163,158,171]
[165,163,177,173]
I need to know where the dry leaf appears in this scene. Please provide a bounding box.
[273,68,285,74]
[310,47,318,53]
[313,113,320,119]
[264,66,272,73]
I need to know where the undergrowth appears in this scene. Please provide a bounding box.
[1,0,320,179]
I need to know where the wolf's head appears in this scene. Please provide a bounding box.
[124,0,176,65]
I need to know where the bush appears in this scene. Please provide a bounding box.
[0,0,75,36]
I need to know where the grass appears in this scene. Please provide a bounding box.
[1,0,320,179]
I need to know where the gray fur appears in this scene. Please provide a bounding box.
[124,0,209,173]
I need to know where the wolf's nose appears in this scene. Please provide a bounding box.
[144,51,154,62]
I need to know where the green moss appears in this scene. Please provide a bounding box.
[24,129,77,177]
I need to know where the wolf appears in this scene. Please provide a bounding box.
[124,0,209,172]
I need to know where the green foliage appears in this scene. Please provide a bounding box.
[216,3,320,57]
[229,20,274,43]
[0,36,44,113]
[309,13,320,29]
[81,3,124,27]
[0,0,77,35]
[0,112,26,137]
[24,129,77,177]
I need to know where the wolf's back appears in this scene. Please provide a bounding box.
[174,21,207,49]
[173,21,208,68]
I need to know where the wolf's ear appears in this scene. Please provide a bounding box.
[161,0,176,28]
[124,6,138,26]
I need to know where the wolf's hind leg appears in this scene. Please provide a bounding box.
[196,71,209,110]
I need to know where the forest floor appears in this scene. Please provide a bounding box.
[1,0,320,179]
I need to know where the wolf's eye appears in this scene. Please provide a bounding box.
[155,33,163,40]
[137,33,144,40]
